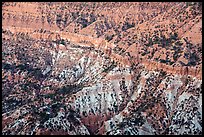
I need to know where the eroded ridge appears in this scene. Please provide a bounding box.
[2,2,202,135]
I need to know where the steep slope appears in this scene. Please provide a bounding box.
[2,2,202,135]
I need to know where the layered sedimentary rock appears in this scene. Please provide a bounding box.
[2,2,202,135]
[3,26,202,80]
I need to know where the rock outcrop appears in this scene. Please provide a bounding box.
[2,2,202,135]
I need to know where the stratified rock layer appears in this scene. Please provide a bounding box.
[2,2,202,135]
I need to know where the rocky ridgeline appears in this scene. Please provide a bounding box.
[2,2,202,79]
[3,26,202,80]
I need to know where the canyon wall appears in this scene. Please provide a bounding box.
[3,2,202,80]
[5,27,202,79]
[2,2,202,135]
[3,25,202,80]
